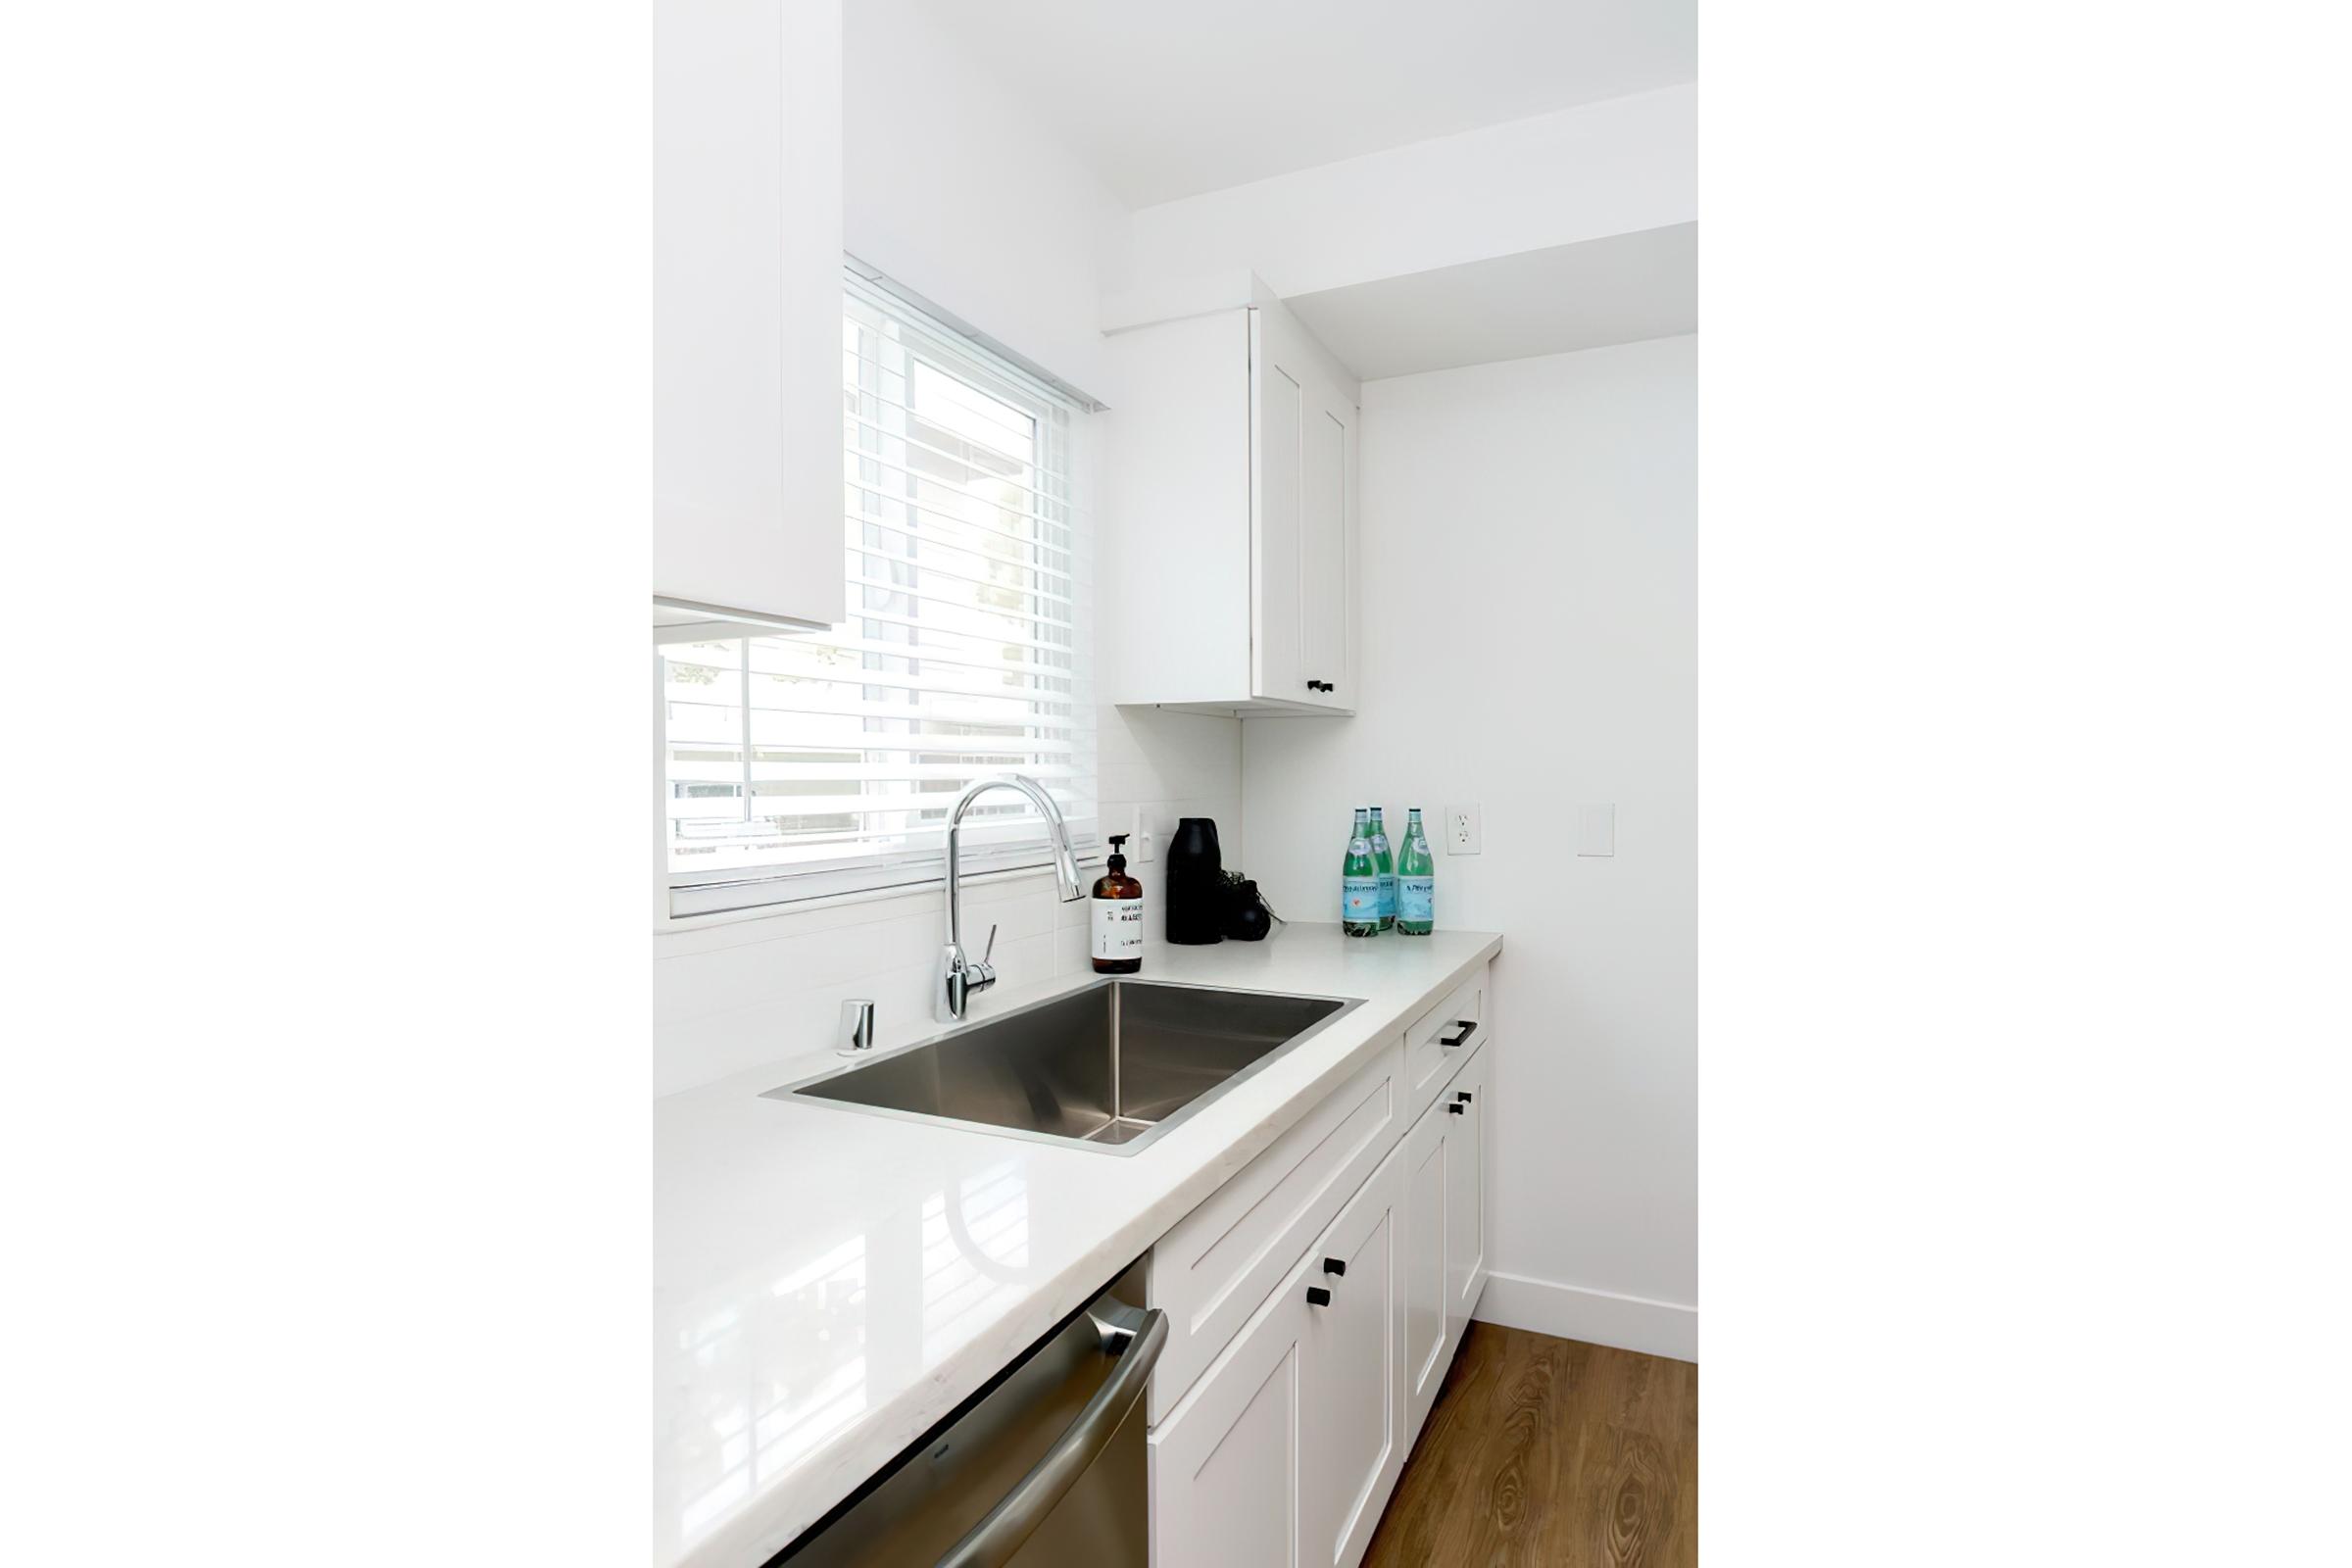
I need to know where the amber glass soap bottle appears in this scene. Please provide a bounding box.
[1091,834,1145,974]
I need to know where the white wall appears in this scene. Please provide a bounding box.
[842,0,1127,399]
[1239,336,1697,1356]
[653,0,1242,1098]
[1105,84,1695,318]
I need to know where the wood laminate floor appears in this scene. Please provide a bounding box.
[1359,1323,1697,1568]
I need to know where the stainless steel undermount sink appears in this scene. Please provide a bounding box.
[767,980,1360,1155]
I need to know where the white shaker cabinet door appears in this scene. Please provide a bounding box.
[1250,299,1356,712]
[1445,1045,1491,1340]
[1297,380,1352,709]
[1299,1146,1406,1568]
[1150,1258,1311,1568]
[1399,1089,1452,1447]
[1252,328,1307,704]
[653,0,845,632]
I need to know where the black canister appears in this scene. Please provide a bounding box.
[1163,816,1225,945]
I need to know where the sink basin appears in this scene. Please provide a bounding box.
[768,980,1360,1155]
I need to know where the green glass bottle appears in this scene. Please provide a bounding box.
[1396,808,1435,935]
[1368,807,1396,931]
[1341,808,1382,936]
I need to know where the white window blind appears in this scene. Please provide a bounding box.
[661,275,1096,917]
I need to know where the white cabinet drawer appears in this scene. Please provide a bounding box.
[1148,1041,1402,1423]
[1401,961,1486,1127]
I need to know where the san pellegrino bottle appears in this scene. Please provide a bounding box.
[1368,807,1396,931]
[1342,808,1382,936]
[1396,808,1435,935]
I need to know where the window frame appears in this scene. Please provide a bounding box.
[655,273,1100,924]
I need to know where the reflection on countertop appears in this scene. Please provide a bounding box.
[653,923,1501,1568]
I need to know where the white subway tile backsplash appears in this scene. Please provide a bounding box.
[653,706,1245,1097]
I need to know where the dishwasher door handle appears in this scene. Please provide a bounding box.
[933,1302,1168,1568]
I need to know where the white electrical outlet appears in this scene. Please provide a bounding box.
[1446,804,1482,855]
[1129,807,1157,862]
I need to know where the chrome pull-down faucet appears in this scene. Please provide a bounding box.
[937,773,1087,1023]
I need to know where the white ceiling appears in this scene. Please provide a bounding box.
[914,0,1697,209]
[1286,223,1696,382]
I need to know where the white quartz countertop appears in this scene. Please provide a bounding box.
[653,922,1502,1568]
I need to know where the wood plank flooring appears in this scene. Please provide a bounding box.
[1359,1323,1697,1568]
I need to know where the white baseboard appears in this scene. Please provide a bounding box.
[1472,1271,1697,1363]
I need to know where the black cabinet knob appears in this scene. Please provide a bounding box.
[1322,1257,1347,1277]
[1306,1285,1332,1306]
[1446,1102,1464,1115]
[1456,1091,1473,1103]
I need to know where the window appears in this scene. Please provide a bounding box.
[659,275,1097,918]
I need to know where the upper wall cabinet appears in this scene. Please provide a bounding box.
[653,0,844,634]
[1103,290,1358,714]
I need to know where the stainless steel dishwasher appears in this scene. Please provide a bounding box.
[773,1258,1164,1568]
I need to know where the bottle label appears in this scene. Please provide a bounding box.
[1091,898,1144,959]
[1378,871,1396,917]
[1342,875,1381,922]
[1398,876,1435,923]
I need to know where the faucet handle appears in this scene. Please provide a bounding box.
[980,923,998,967]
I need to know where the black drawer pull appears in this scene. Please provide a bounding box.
[1446,1102,1464,1115]
[1456,1091,1473,1103]
[1322,1257,1346,1277]
[1440,1019,1479,1049]
[1306,1286,1332,1306]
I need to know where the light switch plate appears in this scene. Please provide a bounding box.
[1577,803,1615,858]
[1446,804,1482,856]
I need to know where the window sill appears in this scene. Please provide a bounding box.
[653,854,1105,949]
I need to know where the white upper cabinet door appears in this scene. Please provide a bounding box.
[1151,1259,1310,1568]
[1299,1146,1406,1568]
[1298,394,1353,709]
[1251,299,1356,712]
[1445,1047,1492,1339]
[653,0,845,632]
[1251,343,1307,703]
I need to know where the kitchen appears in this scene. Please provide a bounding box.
[19,1,2344,1565]
[653,2,1693,1563]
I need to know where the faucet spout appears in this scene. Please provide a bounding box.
[937,773,1086,1023]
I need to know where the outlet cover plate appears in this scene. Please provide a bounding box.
[1577,803,1615,858]
[1446,804,1482,856]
